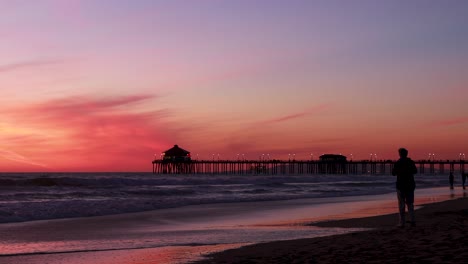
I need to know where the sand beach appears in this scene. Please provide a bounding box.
[197,194,468,264]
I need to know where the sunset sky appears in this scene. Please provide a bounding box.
[1,0,468,171]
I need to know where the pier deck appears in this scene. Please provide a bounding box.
[152,160,466,175]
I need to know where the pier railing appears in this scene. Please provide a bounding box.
[152,160,466,175]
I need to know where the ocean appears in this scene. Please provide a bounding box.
[0,172,450,223]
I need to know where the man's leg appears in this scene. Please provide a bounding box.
[406,191,415,226]
[397,189,406,226]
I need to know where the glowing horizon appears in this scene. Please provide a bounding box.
[1,1,467,172]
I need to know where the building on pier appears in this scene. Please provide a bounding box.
[319,154,347,174]
[162,145,191,162]
[319,154,347,162]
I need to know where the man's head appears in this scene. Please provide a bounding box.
[398,148,408,158]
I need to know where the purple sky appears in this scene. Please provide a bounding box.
[1,0,468,171]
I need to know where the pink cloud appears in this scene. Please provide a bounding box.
[257,104,331,125]
[23,94,158,117]
[0,149,50,168]
[1,94,177,171]
[189,103,337,158]
[0,59,62,74]
[428,116,468,127]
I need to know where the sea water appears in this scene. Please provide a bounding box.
[0,172,450,223]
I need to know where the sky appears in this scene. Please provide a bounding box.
[1,0,468,171]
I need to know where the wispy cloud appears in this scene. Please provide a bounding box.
[195,103,336,157]
[257,104,331,125]
[0,59,62,74]
[23,94,158,117]
[1,94,177,171]
[0,149,49,168]
[427,116,468,127]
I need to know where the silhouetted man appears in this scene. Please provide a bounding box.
[392,148,417,227]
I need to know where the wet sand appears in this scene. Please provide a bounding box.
[0,188,465,264]
[197,194,468,264]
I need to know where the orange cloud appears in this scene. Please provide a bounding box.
[1,94,176,171]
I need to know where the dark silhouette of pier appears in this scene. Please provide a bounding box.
[152,159,466,175]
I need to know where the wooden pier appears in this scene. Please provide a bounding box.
[152,160,466,175]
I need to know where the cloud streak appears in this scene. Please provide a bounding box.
[0,149,49,168]
[257,104,331,125]
[1,94,176,171]
[195,103,336,158]
[0,59,62,74]
[19,94,159,119]
[427,116,468,127]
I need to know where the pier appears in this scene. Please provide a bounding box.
[152,160,466,175]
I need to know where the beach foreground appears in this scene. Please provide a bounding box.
[197,196,468,264]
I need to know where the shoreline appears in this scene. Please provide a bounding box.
[196,192,468,263]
